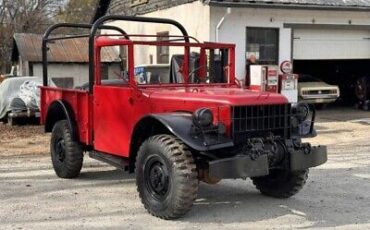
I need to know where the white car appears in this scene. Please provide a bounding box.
[0,76,50,125]
[298,75,340,106]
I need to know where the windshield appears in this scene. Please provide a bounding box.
[135,66,170,84]
[133,44,232,85]
[95,36,235,87]
[298,74,322,83]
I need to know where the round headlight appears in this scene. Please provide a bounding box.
[193,108,213,127]
[295,103,310,122]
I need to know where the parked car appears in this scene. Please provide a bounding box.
[0,73,16,83]
[0,76,46,125]
[298,74,340,106]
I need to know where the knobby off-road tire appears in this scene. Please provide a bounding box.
[136,134,198,220]
[252,169,309,198]
[51,120,83,178]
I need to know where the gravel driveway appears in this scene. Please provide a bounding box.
[1,108,369,229]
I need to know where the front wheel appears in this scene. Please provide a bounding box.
[252,169,309,198]
[51,120,83,178]
[135,134,198,219]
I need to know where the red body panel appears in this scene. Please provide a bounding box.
[93,85,142,157]
[40,87,92,145]
[142,86,287,107]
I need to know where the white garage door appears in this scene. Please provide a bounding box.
[293,28,370,60]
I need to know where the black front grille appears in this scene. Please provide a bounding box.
[231,104,291,143]
[302,89,337,95]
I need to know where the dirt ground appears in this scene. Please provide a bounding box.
[0,107,370,229]
[0,124,49,157]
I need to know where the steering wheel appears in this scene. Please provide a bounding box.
[188,65,208,83]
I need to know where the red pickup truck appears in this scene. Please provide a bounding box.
[40,16,327,219]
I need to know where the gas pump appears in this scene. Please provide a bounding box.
[250,65,267,91]
[279,61,298,104]
[249,65,279,93]
[266,66,279,93]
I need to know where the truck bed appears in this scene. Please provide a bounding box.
[40,86,92,145]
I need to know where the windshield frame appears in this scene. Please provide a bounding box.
[95,36,236,88]
[134,41,235,87]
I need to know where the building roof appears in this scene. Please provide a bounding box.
[207,0,370,10]
[92,0,370,21]
[12,33,120,63]
[107,0,197,17]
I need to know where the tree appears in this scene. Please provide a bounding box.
[56,0,97,24]
[0,0,99,74]
[0,0,60,73]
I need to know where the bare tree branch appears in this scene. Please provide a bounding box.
[0,0,62,73]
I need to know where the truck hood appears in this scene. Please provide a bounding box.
[141,86,288,107]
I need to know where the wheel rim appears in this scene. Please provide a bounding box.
[144,155,170,201]
[55,138,66,162]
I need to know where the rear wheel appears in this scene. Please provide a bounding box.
[136,134,198,219]
[51,120,83,178]
[252,169,309,198]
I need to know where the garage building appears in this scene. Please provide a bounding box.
[92,0,370,103]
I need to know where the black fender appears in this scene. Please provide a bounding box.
[147,113,233,151]
[44,100,79,141]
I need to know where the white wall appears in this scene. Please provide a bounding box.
[210,7,370,79]
[18,58,29,76]
[106,1,210,66]
[293,28,370,59]
[33,63,89,87]
[33,63,121,87]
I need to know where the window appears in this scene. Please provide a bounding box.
[246,27,279,65]
[157,32,169,64]
[99,46,129,85]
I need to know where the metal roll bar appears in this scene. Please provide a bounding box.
[42,23,128,87]
[43,16,190,93]
[88,15,190,93]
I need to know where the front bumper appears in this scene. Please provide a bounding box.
[299,97,338,104]
[290,145,327,171]
[209,154,269,179]
[208,145,327,179]
[9,110,40,118]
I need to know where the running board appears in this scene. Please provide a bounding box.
[89,151,129,171]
